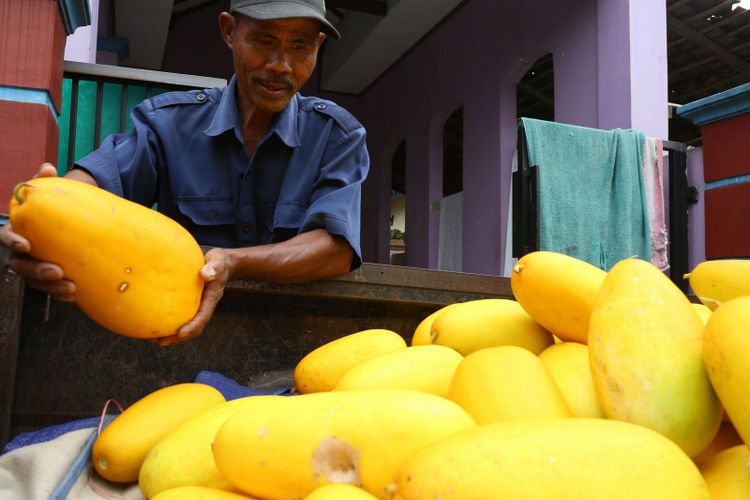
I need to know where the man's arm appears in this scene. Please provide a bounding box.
[220,228,353,283]
[65,167,98,185]
[155,229,352,346]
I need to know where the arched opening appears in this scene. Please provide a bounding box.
[390,139,407,265]
[443,107,463,197]
[517,53,554,120]
[439,106,463,271]
[503,53,554,276]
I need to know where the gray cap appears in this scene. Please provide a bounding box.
[230,0,341,40]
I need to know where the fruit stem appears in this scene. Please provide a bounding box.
[512,264,524,273]
[683,273,691,279]
[12,182,34,205]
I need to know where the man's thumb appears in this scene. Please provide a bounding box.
[201,264,217,281]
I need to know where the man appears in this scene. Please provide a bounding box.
[0,0,369,346]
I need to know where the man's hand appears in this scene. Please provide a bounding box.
[154,229,352,346]
[0,163,76,301]
[155,248,234,347]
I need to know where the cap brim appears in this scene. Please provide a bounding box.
[232,2,341,40]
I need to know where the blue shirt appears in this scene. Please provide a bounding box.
[75,76,369,267]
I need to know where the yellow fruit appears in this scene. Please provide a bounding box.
[294,329,406,393]
[510,250,607,343]
[538,342,604,418]
[212,390,475,499]
[692,420,743,466]
[305,484,378,500]
[92,383,225,483]
[589,258,722,457]
[699,445,750,500]
[334,345,462,397]
[395,419,710,500]
[686,259,750,310]
[430,298,553,356]
[410,305,457,345]
[448,345,570,424]
[693,302,713,324]
[703,296,750,446]
[139,395,282,498]
[8,177,204,338]
[151,486,258,499]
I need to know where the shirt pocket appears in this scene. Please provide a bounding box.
[273,201,308,230]
[175,195,234,226]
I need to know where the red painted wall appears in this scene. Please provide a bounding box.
[705,183,750,259]
[0,0,66,111]
[0,101,59,210]
[700,108,750,258]
[0,0,66,210]
[701,113,750,183]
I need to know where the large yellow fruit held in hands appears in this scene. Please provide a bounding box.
[92,383,225,483]
[212,390,475,500]
[394,419,711,500]
[588,258,722,458]
[293,329,406,393]
[8,177,204,339]
[686,259,750,310]
[510,250,606,344]
[429,298,553,356]
[703,296,750,447]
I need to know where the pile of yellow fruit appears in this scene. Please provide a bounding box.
[91,251,750,499]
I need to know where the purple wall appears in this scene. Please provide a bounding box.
[351,0,669,273]
[687,146,706,273]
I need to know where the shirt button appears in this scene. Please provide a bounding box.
[196,93,206,102]
[242,223,252,232]
[315,103,326,110]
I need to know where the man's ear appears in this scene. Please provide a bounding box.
[317,33,326,48]
[218,12,236,49]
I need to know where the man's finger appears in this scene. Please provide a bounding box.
[201,264,217,281]
[0,224,30,253]
[9,254,65,281]
[35,163,58,178]
[23,277,76,298]
[157,330,198,347]
[176,312,208,339]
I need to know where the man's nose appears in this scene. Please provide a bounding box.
[266,47,293,73]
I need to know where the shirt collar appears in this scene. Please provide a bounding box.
[204,75,301,148]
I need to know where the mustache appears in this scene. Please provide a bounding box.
[253,74,294,89]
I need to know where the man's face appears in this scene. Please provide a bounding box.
[224,14,324,116]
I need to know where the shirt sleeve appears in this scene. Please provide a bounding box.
[298,125,370,270]
[73,100,162,207]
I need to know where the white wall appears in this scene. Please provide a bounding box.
[64,0,100,63]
